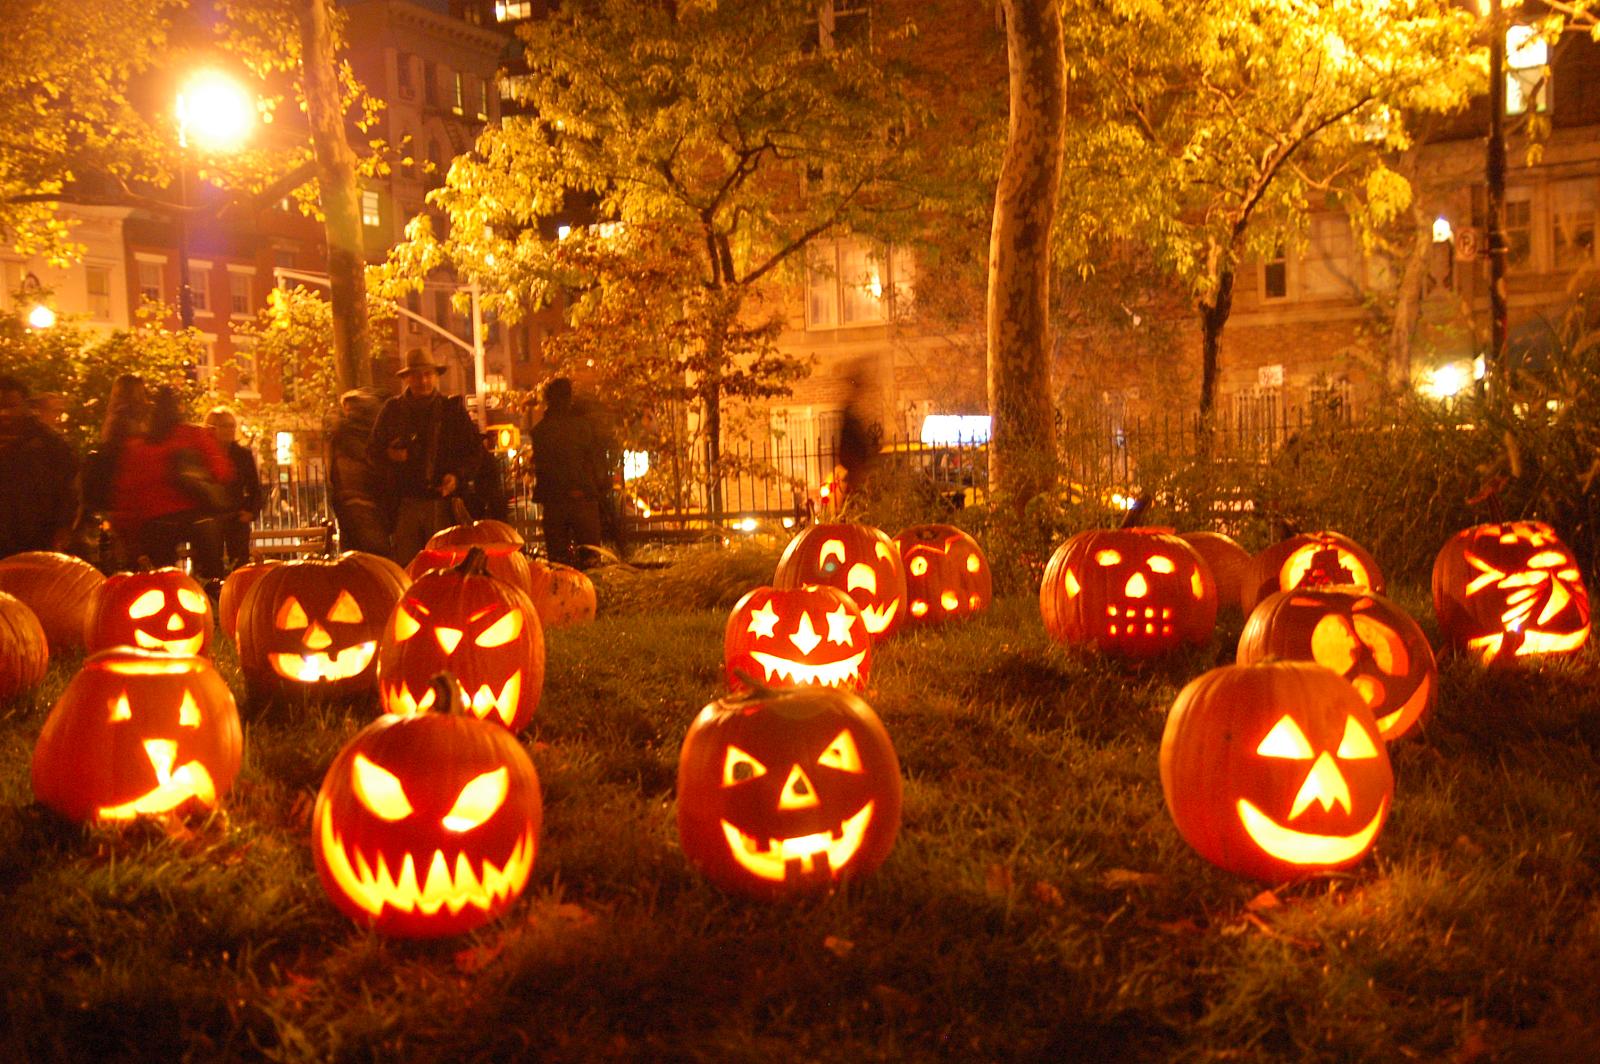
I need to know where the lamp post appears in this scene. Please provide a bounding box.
[21,273,55,330]
[174,70,257,330]
[1485,0,1509,393]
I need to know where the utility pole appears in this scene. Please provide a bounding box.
[1486,0,1509,393]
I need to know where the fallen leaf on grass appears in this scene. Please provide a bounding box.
[1245,889,1281,912]
[1100,869,1162,889]
[1453,834,1485,858]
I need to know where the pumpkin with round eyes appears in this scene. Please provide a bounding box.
[1040,528,1217,656]
[1242,531,1385,613]
[1238,588,1436,741]
[724,585,870,692]
[235,551,409,696]
[1160,660,1393,882]
[312,674,542,937]
[0,591,48,702]
[1433,520,1591,664]
[0,550,105,652]
[773,523,907,639]
[526,559,597,628]
[377,548,546,731]
[84,566,214,657]
[31,647,242,824]
[218,557,279,641]
[408,519,534,595]
[1179,531,1251,614]
[892,524,992,626]
[677,684,901,899]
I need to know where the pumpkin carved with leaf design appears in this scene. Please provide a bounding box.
[1432,520,1590,663]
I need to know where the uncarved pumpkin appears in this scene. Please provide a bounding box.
[0,591,48,701]
[409,519,534,595]
[527,559,597,628]
[0,550,106,652]
[219,558,280,641]
[1179,531,1251,614]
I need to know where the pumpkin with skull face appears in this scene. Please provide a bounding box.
[408,519,534,596]
[892,524,992,626]
[313,673,542,937]
[236,551,409,696]
[1238,588,1436,741]
[1161,660,1393,882]
[1040,528,1217,656]
[677,684,901,899]
[377,549,545,731]
[31,647,242,823]
[0,550,105,652]
[724,585,871,692]
[774,523,907,639]
[1242,531,1385,613]
[84,566,214,657]
[1432,520,1591,663]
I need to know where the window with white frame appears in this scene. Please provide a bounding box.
[229,271,254,317]
[362,189,382,228]
[137,260,164,304]
[1506,25,1550,117]
[85,265,112,319]
[500,74,534,101]
[188,263,210,313]
[453,71,465,115]
[806,238,912,329]
[234,339,259,396]
[1551,180,1597,270]
[1302,216,1355,298]
[477,79,490,122]
[1261,245,1288,301]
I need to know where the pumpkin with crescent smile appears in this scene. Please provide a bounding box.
[774,523,907,639]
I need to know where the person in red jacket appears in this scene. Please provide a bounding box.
[110,385,234,579]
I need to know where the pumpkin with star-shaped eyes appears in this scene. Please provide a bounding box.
[84,566,214,657]
[31,647,242,824]
[892,524,992,626]
[235,551,409,696]
[724,585,870,692]
[1238,588,1436,741]
[1433,520,1591,664]
[1241,530,1385,613]
[377,548,545,731]
[0,591,48,702]
[407,519,534,595]
[677,683,901,899]
[0,550,105,652]
[1039,528,1217,656]
[774,523,907,639]
[312,673,541,937]
[1160,660,1393,882]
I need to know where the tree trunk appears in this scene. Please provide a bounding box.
[1387,213,1432,389]
[1197,266,1236,418]
[986,0,1066,513]
[293,0,371,391]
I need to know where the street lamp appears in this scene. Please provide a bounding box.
[174,69,257,329]
[21,273,55,330]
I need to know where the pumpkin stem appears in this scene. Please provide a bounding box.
[454,546,490,578]
[1119,496,1151,530]
[428,671,473,717]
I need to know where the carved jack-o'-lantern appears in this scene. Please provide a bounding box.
[677,684,901,899]
[1040,528,1217,656]
[1432,520,1591,663]
[377,549,546,731]
[1161,660,1393,882]
[724,585,871,692]
[1238,588,1436,741]
[0,550,105,651]
[1242,531,1385,613]
[312,674,541,937]
[892,524,992,625]
[0,591,48,702]
[774,523,907,639]
[235,551,409,696]
[527,559,597,628]
[408,519,534,596]
[84,567,214,657]
[31,647,242,823]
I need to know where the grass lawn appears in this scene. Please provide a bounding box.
[3,580,1599,1062]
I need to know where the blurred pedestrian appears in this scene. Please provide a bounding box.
[530,377,606,567]
[76,374,149,568]
[0,374,79,557]
[326,388,392,555]
[204,407,262,572]
[111,385,232,579]
[573,393,625,559]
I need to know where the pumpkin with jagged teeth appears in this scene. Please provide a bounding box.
[774,523,907,639]
[84,566,213,657]
[724,585,870,692]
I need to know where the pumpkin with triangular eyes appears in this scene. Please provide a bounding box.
[677,684,901,899]
[1040,528,1217,656]
[1161,660,1393,882]
[235,551,409,696]
[312,674,541,937]
[84,566,214,657]
[892,524,991,626]
[724,585,870,692]
[31,647,242,824]
[1242,531,1384,613]
[774,523,906,639]
[1433,520,1591,664]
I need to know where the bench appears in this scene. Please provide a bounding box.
[249,525,332,559]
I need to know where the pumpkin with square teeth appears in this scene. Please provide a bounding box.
[312,673,541,937]
[1040,528,1217,656]
[1432,520,1590,664]
[724,585,870,692]
[893,524,992,626]
[377,548,545,731]
[84,566,214,657]
[677,684,901,899]
[1160,660,1393,882]
[774,523,906,639]
[31,647,242,823]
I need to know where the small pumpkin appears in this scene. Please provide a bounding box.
[1179,531,1251,613]
[527,559,597,628]
[1432,520,1591,663]
[409,519,534,595]
[84,566,213,657]
[892,524,992,625]
[0,591,49,701]
[31,647,242,823]
[724,585,870,692]
[1040,527,1217,656]
[0,550,106,651]
[218,557,279,640]
[774,523,907,639]
[1241,530,1384,613]
[312,673,542,937]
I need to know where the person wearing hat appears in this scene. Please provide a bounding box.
[367,348,485,564]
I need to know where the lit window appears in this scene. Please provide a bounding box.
[1506,26,1549,117]
[806,238,907,330]
[362,189,382,228]
[85,265,112,319]
[1302,216,1353,298]
[453,72,465,116]
[1552,180,1596,270]
[138,262,164,304]
[229,272,253,316]
[495,1,532,21]
[235,340,258,395]
[478,80,490,121]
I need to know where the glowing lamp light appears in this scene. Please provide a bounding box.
[920,414,991,446]
[622,450,649,481]
[26,302,56,329]
[738,517,758,533]
[176,70,257,152]
[556,225,572,240]
[1432,217,1454,244]
[1420,362,1471,400]
[275,431,295,465]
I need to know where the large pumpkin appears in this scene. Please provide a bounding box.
[31,647,242,823]
[724,585,871,692]
[312,674,542,937]
[527,559,597,628]
[0,591,49,701]
[84,566,213,657]
[409,519,534,595]
[218,558,279,640]
[1179,531,1251,613]
[892,524,992,626]
[1238,588,1436,741]
[1160,660,1393,883]
[235,551,409,696]
[1241,531,1384,613]
[377,549,546,731]
[0,550,106,651]
[1040,528,1217,656]
[1432,520,1591,663]
[773,523,907,639]
[677,684,901,899]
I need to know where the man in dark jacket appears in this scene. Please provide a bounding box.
[0,374,79,558]
[327,389,391,555]
[367,349,485,564]
[204,407,262,571]
[530,377,606,566]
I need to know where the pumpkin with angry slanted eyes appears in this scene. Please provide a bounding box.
[0,550,105,652]
[724,585,870,692]
[774,523,907,639]
[1040,528,1217,656]
[84,566,213,657]
[1432,520,1591,664]
[313,673,541,937]
[31,647,242,823]
[892,524,992,626]
[1241,531,1384,613]
[1161,660,1393,882]
[677,683,901,899]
